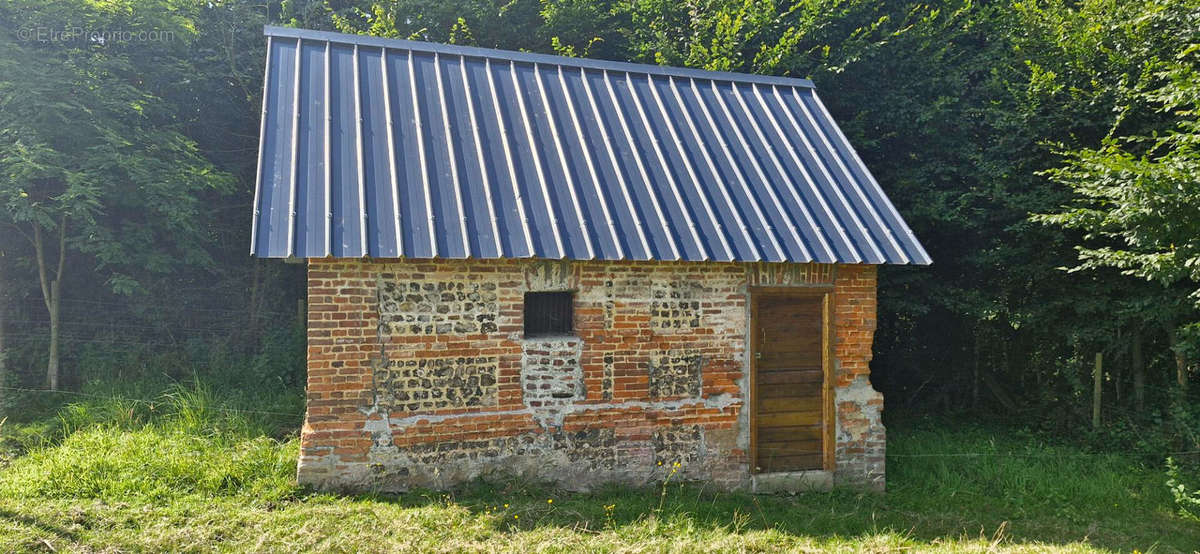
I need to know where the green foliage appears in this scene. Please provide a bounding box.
[1,0,1197,482]
[1037,45,1200,303]
[1166,456,1200,521]
[0,0,234,295]
[68,322,305,393]
[1028,3,1200,431]
[615,0,907,74]
[0,0,302,392]
[325,0,548,50]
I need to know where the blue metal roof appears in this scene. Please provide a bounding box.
[252,26,930,264]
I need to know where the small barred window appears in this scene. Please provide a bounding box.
[524,292,574,337]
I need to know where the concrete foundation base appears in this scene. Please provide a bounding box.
[751,470,834,494]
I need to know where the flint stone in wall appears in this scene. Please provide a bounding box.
[379,280,499,335]
[653,425,704,466]
[650,281,703,330]
[375,356,499,411]
[521,338,584,427]
[648,349,703,398]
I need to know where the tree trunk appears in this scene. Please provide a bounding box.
[981,370,1018,413]
[33,219,66,390]
[1169,328,1188,391]
[47,278,60,390]
[1132,332,1145,413]
[1177,350,1188,390]
[972,327,980,407]
[1111,330,1122,404]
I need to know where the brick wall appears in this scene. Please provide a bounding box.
[300,259,884,492]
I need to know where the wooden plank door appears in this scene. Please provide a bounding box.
[752,293,827,473]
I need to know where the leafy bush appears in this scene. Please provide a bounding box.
[1166,457,1200,521]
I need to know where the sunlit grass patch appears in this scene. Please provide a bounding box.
[0,428,298,501]
[0,390,1195,552]
[0,381,301,503]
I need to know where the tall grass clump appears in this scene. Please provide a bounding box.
[0,380,302,503]
[885,423,1173,527]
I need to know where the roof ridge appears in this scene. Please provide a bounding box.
[263,25,816,89]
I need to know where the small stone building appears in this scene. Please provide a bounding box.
[251,26,929,492]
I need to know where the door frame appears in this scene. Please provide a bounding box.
[748,287,836,473]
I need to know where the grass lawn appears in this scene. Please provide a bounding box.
[0,386,1195,552]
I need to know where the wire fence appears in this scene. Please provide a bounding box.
[0,385,304,418]
[2,296,302,351]
[2,387,1197,460]
[2,298,1195,462]
[887,450,1200,458]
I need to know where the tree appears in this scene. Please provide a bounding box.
[0,0,232,388]
[1037,43,1200,390]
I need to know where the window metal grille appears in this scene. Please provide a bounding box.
[524,292,574,337]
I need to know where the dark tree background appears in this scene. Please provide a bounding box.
[1,0,1197,453]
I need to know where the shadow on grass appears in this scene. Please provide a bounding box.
[0,508,85,549]
[330,479,1136,551]
[273,423,1190,552]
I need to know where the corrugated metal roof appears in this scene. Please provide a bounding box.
[251,25,930,264]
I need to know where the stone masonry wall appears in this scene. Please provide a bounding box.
[299,259,883,492]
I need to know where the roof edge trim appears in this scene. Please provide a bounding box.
[263,25,816,89]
